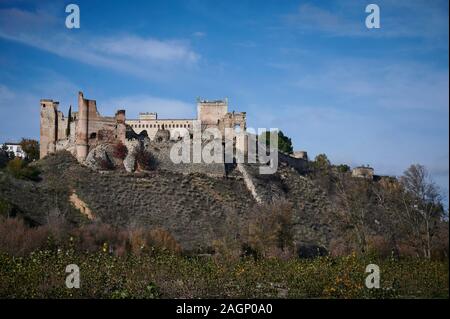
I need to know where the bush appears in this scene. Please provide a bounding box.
[113,142,128,160]
[98,158,115,170]
[129,227,181,255]
[0,217,50,256]
[71,223,128,256]
[5,158,40,181]
[135,149,158,171]
[244,201,295,259]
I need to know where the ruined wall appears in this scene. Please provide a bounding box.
[41,92,127,161]
[145,130,226,177]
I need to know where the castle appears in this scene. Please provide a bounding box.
[40,91,247,162]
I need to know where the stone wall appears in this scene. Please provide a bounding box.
[278,151,309,174]
[145,132,226,177]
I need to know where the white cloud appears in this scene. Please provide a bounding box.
[0,8,200,78]
[95,35,199,63]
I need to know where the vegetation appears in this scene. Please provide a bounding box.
[309,154,448,259]
[261,130,294,154]
[135,148,158,170]
[5,158,40,181]
[19,138,40,161]
[113,141,128,160]
[0,149,447,299]
[0,217,447,299]
[0,139,40,175]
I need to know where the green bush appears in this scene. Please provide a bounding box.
[5,158,40,181]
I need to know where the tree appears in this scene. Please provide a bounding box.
[261,130,293,154]
[336,164,350,173]
[309,154,333,193]
[335,176,373,254]
[313,154,331,172]
[20,138,39,161]
[66,105,72,137]
[399,164,444,259]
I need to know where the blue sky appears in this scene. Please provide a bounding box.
[0,0,448,200]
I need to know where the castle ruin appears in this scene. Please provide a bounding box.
[40,91,247,162]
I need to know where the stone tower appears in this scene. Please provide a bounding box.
[197,98,228,128]
[39,99,59,159]
[75,91,89,161]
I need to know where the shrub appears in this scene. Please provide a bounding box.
[0,198,13,218]
[98,158,115,170]
[5,158,40,181]
[244,201,295,259]
[129,227,181,255]
[71,223,128,256]
[148,228,181,254]
[0,217,50,256]
[135,149,158,171]
[113,142,128,160]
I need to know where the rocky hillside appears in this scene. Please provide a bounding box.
[0,151,337,253]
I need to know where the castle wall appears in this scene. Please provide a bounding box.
[56,110,67,142]
[126,119,193,140]
[147,132,226,177]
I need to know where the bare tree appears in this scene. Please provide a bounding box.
[399,164,444,258]
[335,175,373,254]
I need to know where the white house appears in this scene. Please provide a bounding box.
[1,142,25,158]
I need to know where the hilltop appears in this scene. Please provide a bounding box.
[0,151,337,254]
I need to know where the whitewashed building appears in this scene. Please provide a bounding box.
[1,142,25,158]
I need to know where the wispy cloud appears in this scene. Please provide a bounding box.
[95,35,199,63]
[192,31,206,38]
[0,8,200,78]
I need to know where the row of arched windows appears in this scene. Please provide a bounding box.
[130,123,190,129]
